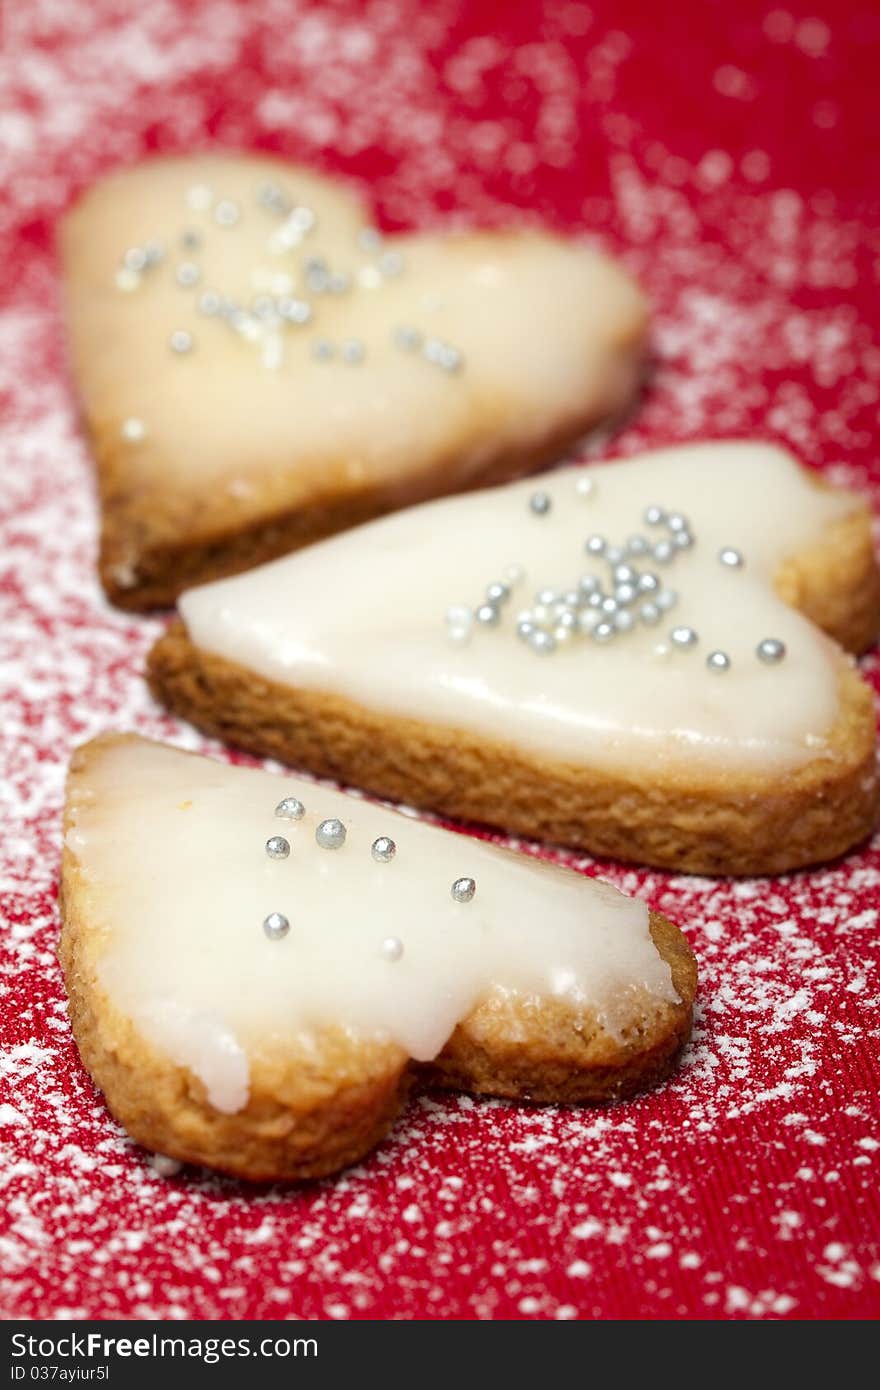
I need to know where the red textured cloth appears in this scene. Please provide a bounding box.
[1,0,879,1322]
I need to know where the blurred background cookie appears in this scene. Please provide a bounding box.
[61,154,647,609]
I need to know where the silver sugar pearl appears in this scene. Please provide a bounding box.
[446,603,472,628]
[639,602,661,626]
[673,530,694,550]
[393,325,422,351]
[423,338,462,372]
[627,534,650,556]
[214,199,240,226]
[719,547,744,568]
[707,650,732,673]
[198,290,223,316]
[279,297,312,324]
[563,589,583,609]
[341,338,365,364]
[578,608,600,633]
[516,618,536,640]
[371,836,397,863]
[123,246,148,272]
[228,307,254,334]
[143,241,164,266]
[442,344,463,372]
[656,589,678,611]
[653,540,674,565]
[304,268,329,294]
[315,818,346,850]
[605,546,625,566]
[530,630,556,654]
[638,572,660,593]
[503,563,525,587]
[275,796,305,820]
[614,583,638,605]
[265,835,290,860]
[263,911,290,941]
[757,638,786,664]
[358,226,383,252]
[252,294,278,320]
[451,877,476,903]
[644,505,666,526]
[381,936,404,961]
[290,205,316,232]
[585,534,606,555]
[175,261,200,287]
[379,250,404,277]
[666,512,689,532]
[614,609,635,632]
[305,260,330,293]
[613,564,638,585]
[311,338,335,361]
[529,491,552,516]
[556,608,578,631]
[575,475,595,497]
[447,624,471,647]
[536,588,559,606]
[486,581,510,604]
[670,625,699,648]
[169,329,194,354]
[258,182,288,213]
[579,574,600,594]
[592,620,616,643]
[475,602,500,626]
[600,596,619,615]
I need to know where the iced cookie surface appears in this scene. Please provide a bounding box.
[151,442,880,874]
[61,154,647,609]
[59,735,695,1180]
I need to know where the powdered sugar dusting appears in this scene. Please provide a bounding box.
[1,0,879,1321]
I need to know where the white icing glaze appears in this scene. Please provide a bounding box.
[67,156,644,522]
[67,739,676,1114]
[181,442,858,775]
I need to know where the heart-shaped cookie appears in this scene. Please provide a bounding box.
[149,442,880,875]
[60,735,695,1180]
[61,154,647,609]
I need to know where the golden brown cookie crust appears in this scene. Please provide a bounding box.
[775,500,880,656]
[60,738,695,1181]
[422,914,697,1105]
[92,405,642,612]
[148,620,878,876]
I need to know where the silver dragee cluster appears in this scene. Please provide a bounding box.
[443,475,789,672]
[115,181,465,377]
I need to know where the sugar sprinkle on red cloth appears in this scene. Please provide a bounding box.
[1,0,879,1320]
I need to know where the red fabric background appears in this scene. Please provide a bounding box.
[1,0,879,1321]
